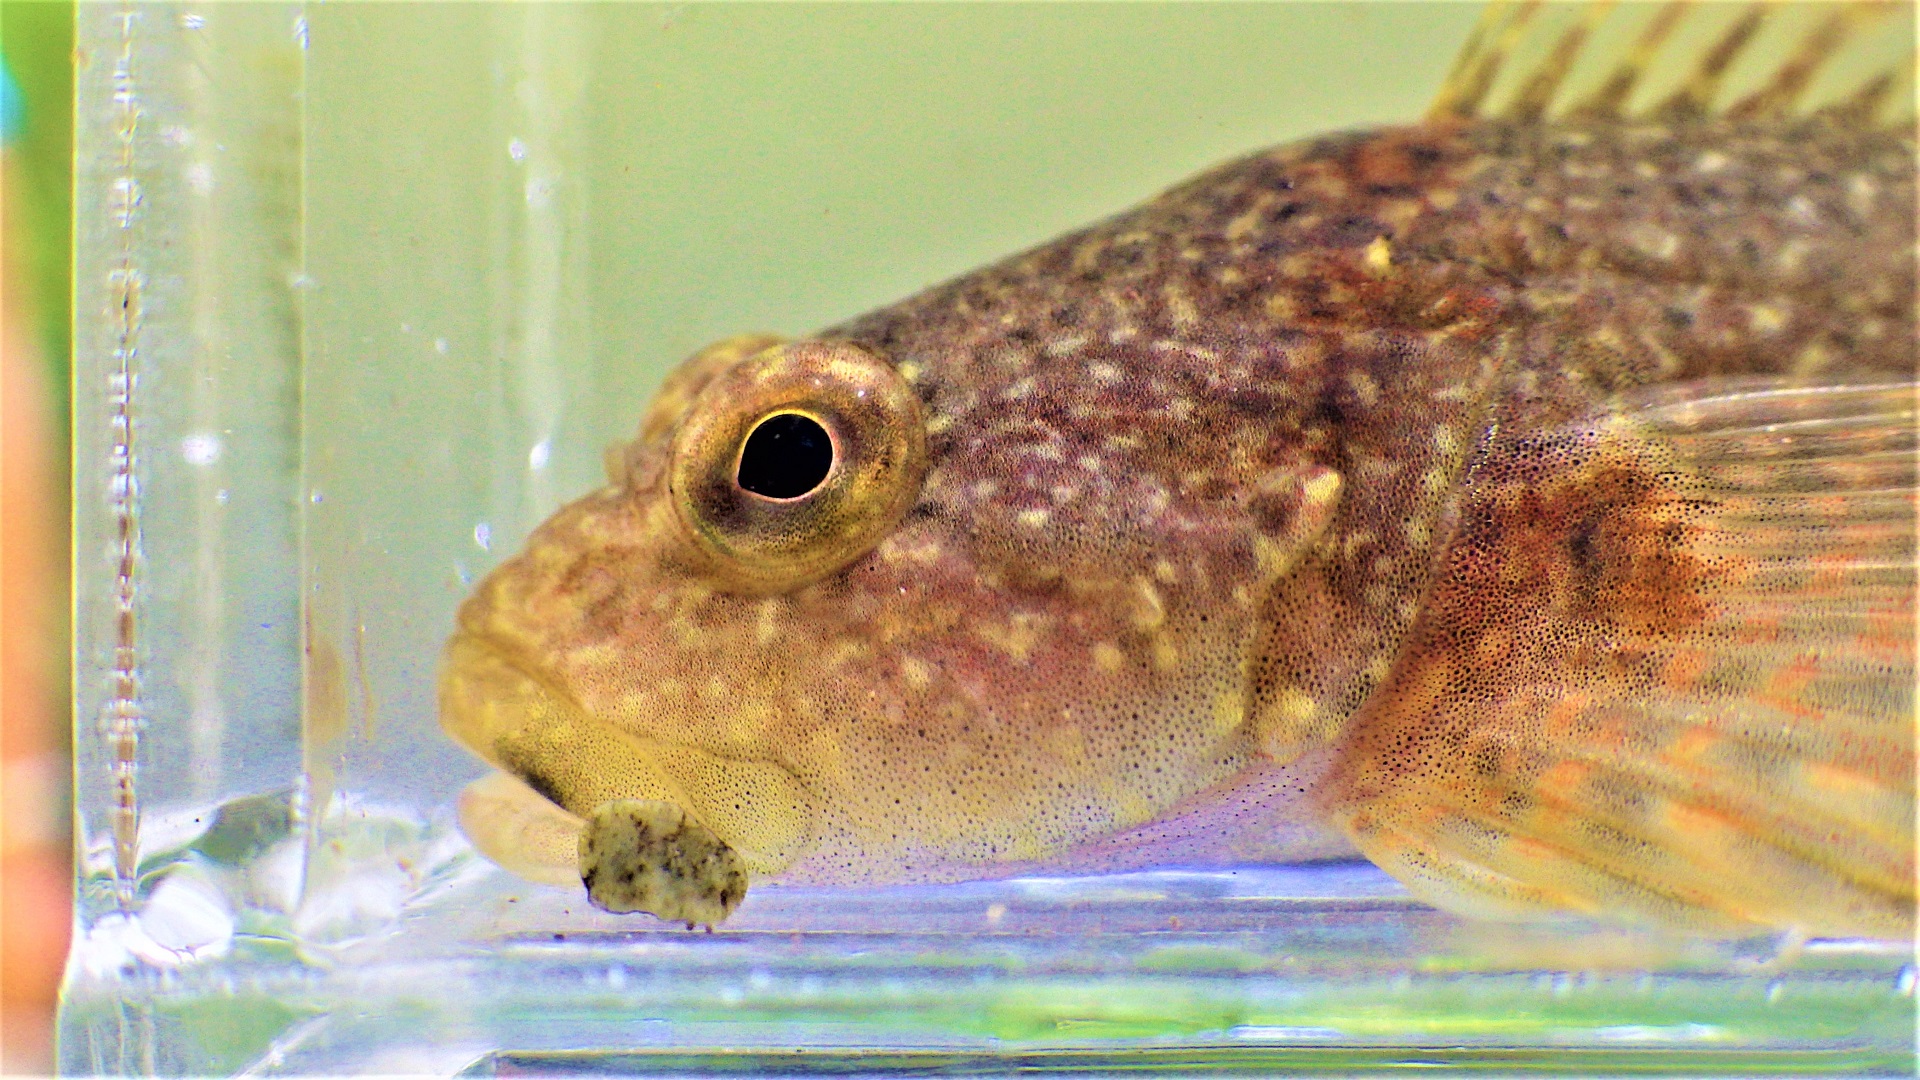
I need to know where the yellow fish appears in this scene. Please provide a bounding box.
[440,4,1916,936]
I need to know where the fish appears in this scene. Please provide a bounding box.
[439,3,1917,936]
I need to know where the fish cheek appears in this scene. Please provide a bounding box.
[770,560,1263,873]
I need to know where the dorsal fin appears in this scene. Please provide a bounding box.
[1429,1,1915,128]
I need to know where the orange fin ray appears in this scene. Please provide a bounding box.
[1329,378,1916,938]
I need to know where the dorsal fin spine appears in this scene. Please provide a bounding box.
[1428,5,1506,122]
[1507,2,1615,122]
[1726,4,1877,122]
[1570,2,1689,120]
[1817,68,1897,126]
[1653,3,1767,120]
[1430,2,1542,122]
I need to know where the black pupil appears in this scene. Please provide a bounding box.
[737,413,833,499]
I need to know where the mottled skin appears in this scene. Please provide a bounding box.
[442,104,1915,934]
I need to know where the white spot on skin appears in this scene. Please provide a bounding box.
[1627,223,1680,261]
[1363,235,1393,276]
[1152,640,1179,672]
[1746,305,1788,335]
[529,439,552,471]
[900,656,934,691]
[1346,371,1380,408]
[1129,578,1165,632]
[1846,174,1878,218]
[1164,286,1199,331]
[756,598,783,646]
[1301,468,1342,510]
[1774,237,1812,275]
[1275,687,1317,723]
[474,523,492,551]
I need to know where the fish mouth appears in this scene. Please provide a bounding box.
[438,630,604,809]
[438,629,815,873]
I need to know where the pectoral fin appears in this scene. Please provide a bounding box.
[456,770,585,887]
[1329,379,1915,937]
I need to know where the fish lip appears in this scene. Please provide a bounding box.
[437,626,591,769]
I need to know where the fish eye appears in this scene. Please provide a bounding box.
[666,340,926,593]
[736,412,834,500]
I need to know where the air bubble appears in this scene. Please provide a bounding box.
[180,433,221,466]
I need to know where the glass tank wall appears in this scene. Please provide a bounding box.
[62,4,1917,1075]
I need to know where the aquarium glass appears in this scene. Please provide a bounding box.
[62,4,1917,1075]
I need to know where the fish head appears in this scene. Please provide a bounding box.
[441,326,1346,879]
